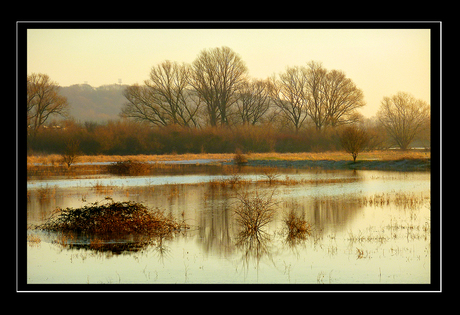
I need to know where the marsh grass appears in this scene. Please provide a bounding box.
[261,167,280,185]
[27,234,41,247]
[91,182,115,195]
[233,149,248,166]
[357,192,429,209]
[27,150,430,166]
[347,215,431,246]
[283,209,312,243]
[36,185,56,201]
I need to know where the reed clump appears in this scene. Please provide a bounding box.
[233,148,248,166]
[106,160,151,175]
[36,199,187,237]
[283,209,311,240]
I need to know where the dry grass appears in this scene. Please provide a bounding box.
[27,150,430,166]
[283,209,312,240]
[27,234,41,247]
[27,153,234,166]
[36,185,56,201]
[357,192,430,209]
[247,150,430,162]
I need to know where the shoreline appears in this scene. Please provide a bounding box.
[27,150,431,173]
[245,158,430,172]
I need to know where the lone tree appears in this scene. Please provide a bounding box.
[339,125,370,162]
[27,73,69,136]
[61,139,80,168]
[377,92,430,150]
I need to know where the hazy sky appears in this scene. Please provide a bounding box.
[27,28,430,117]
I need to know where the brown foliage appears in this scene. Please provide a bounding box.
[36,199,186,237]
[106,160,151,175]
[339,125,370,162]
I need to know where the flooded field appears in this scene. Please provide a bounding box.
[26,164,431,285]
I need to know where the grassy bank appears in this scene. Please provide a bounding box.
[27,150,430,176]
[28,150,430,165]
[246,150,430,171]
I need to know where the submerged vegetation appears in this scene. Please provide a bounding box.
[36,199,187,235]
[33,199,188,253]
[283,209,312,241]
[234,190,277,235]
[106,160,152,175]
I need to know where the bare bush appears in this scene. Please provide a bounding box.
[233,148,248,166]
[61,139,80,168]
[234,190,278,235]
[261,167,280,185]
[339,125,370,162]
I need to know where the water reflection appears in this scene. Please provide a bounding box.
[198,188,234,256]
[27,169,431,284]
[28,183,366,257]
[282,208,311,248]
[310,196,362,230]
[235,227,273,273]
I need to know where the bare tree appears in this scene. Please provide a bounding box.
[236,79,272,125]
[377,92,430,150]
[269,66,309,133]
[61,138,80,168]
[121,61,200,127]
[190,46,248,126]
[122,84,167,126]
[339,125,370,162]
[322,69,365,127]
[304,62,365,130]
[27,73,69,135]
[270,62,365,132]
[305,61,328,130]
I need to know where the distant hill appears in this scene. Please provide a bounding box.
[60,84,129,122]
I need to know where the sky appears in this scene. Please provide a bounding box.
[27,28,431,117]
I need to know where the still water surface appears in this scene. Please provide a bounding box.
[27,168,431,284]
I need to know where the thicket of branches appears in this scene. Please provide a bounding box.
[120,47,365,131]
[27,120,346,155]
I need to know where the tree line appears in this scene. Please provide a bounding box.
[121,46,365,131]
[26,46,431,155]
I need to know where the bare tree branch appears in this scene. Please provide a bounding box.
[121,61,201,127]
[377,92,430,150]
[27,73,69,136]
[190,46,248,126]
